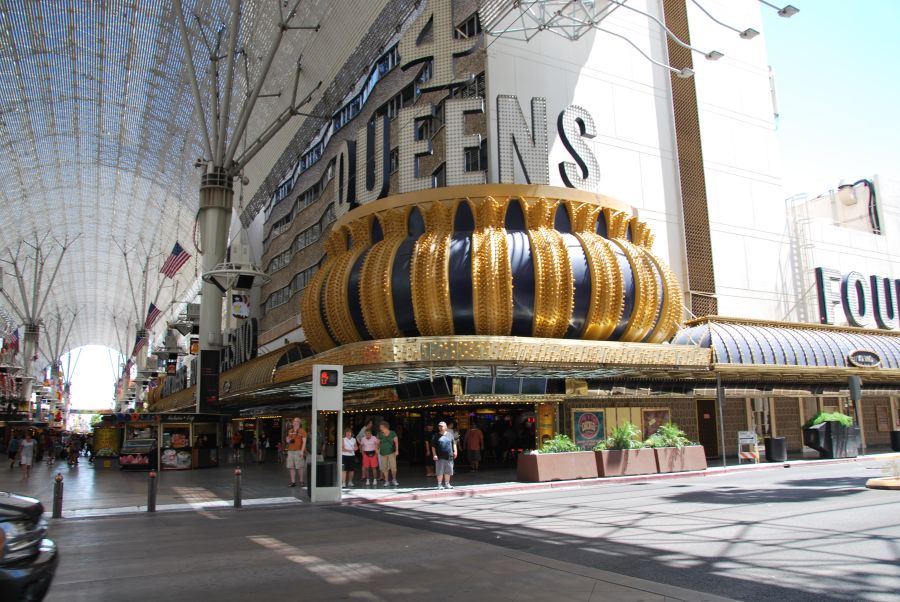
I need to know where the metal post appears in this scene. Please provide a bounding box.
[52,473,63,518]
[234,467,242,508]
[147,471,157,512]
[716,375,727,468]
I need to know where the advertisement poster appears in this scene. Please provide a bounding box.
[572,410,604,450]
[93,427,121,457]
[642,409,671,438]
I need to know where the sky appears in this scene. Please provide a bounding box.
[61,0,900,410]
[761,0,900,197]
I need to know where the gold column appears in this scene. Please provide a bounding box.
[323,217,372,345]
[359,207,408,339]
[568,202,622,340]
[411,201,455,335]
[471,196,513,335]
[524,198,573,338]
[608,237,659,342]
[300,231,343,353]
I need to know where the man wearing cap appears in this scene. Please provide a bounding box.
[431,421,457,489]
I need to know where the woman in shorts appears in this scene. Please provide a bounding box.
[359,429,379,486]
[341,427,358,487]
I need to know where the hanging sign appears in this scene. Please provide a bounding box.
[231,294,250,319]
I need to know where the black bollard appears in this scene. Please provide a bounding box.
[52,473,64,519]
[234,468,242,508]
[147,471,157,512]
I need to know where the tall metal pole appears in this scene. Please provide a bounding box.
[716,374,727,468]
[172,0,320,413]
[196,168,233,412]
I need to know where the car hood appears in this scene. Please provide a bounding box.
[0,491,45,522]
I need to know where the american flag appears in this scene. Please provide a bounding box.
[132,333,147,357]
[144,303,162,330]
[160,242,191,279]
[6,329,18,353]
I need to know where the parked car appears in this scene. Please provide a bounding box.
[0,491,59,601]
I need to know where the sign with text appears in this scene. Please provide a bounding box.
[572,409,604,451]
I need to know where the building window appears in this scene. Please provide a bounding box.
[454,13,482,39]
[464,140,487,172]
[432,164,446,188]
[390,148,400,174]
[451,72,486,99]
[385,94,402,120]
[415,117,432,142]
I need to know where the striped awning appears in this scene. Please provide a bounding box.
[674,317,900,369]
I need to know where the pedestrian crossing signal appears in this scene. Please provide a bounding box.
[319,369,338,387]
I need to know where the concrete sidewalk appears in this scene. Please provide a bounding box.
[3,449,898,518]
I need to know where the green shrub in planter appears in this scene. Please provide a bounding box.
[803,412,853,428]
[644,422,693,449]
[540,433,578,454]
[595,421,644,451]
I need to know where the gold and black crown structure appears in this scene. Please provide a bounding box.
[301,184,684,353]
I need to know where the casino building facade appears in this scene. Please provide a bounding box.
[150,0,900,461]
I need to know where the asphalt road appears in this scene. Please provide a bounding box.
[42,458,900,601]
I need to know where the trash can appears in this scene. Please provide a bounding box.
[306,460,337,495]
[891,431,900,452]
[764,436,787,462]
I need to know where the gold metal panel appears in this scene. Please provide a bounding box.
[471,196,513,335]
[299,230,341,352]
[411,201,455,335]
[323,218,371,345]
[359,207,408,339]
[524,197,573,338]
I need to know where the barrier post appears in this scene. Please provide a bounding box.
[147,471,158,512]
[234,467,242,508]
[52,473,64,519]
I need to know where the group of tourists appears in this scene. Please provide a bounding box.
[280,416,489,490]
[4,430,93,478]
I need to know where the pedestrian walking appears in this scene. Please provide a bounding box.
[423,423,436,477]
[464,423,484,471]
[16,431,35,479]
[341,427,358,487]
[285,417,307,487]
[359,428,379,486]
[7,433,19,469]
[377,421,399,487]
[431,421,457,489]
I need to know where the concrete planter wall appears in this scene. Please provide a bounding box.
[595,448,658,477]
[654,445,708,473]
[517,451,599,482]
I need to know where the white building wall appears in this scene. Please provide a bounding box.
[484,0,686,285]
[485,0,788,323]
[687,0,786,321]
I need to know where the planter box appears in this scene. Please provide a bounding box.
[595,448,658,477]
[517,451,599,482]
[654,446,708,473]
[803,423,860,459]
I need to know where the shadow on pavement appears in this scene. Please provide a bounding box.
[663,476,868,505]
[332,489,893,602]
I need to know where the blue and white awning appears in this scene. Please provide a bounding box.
[674,318,900,369]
